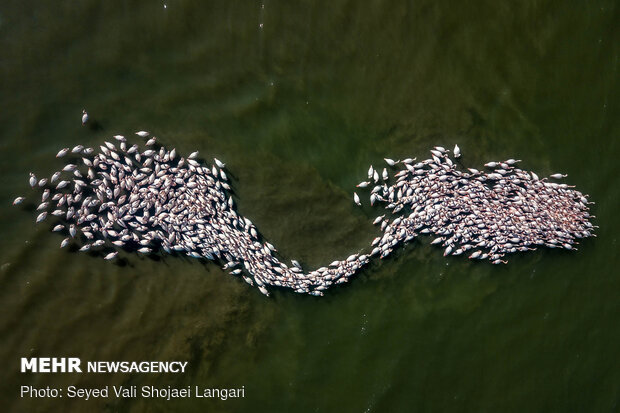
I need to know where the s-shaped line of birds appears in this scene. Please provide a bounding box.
[11,115,597,296]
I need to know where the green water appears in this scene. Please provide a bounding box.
[0,1,618,412]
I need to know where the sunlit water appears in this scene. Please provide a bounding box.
[0,1,618,412]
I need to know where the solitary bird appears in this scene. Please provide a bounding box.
[81,109,88,126]
[56,148,69,158]
[353,192,361,206]
[454,144,461,158]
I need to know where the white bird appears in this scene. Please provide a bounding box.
[145,137,156,146]
[81,109,88,125]
[356,181,369,188]
[56,148,69,158]
[13,196,25,205]
[382,168,388,181]
[469,251,482,259]
[188,151,199,159]
[367,165,374,179]
[214,158,226,168]
[49,172,60,184]
[36,212,47,223]
[113,135,126,142]
[136,131,149,137]
[353,192,361,206]
[550,173,567,179]
[384,158,398,166]
[104,251,118,260]
[29,173,37,188]
[454,144,461,158]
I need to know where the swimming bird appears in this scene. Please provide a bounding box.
[81,109,88,125]
[104,251,118,260]
[353,192,361,206]
[214,158,226,168]
[136,131,149,137]
[13,196,25,205]
[454,144,461,158]
[550,173,567,179]
[56,148,70,158]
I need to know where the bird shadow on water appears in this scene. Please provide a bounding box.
[85,118,104,132]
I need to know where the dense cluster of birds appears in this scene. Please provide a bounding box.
[354,145,596,265]
[13,131,596,297]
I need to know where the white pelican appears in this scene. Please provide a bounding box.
[454,144,461,158]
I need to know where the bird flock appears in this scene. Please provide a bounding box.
[12,134,596,297]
